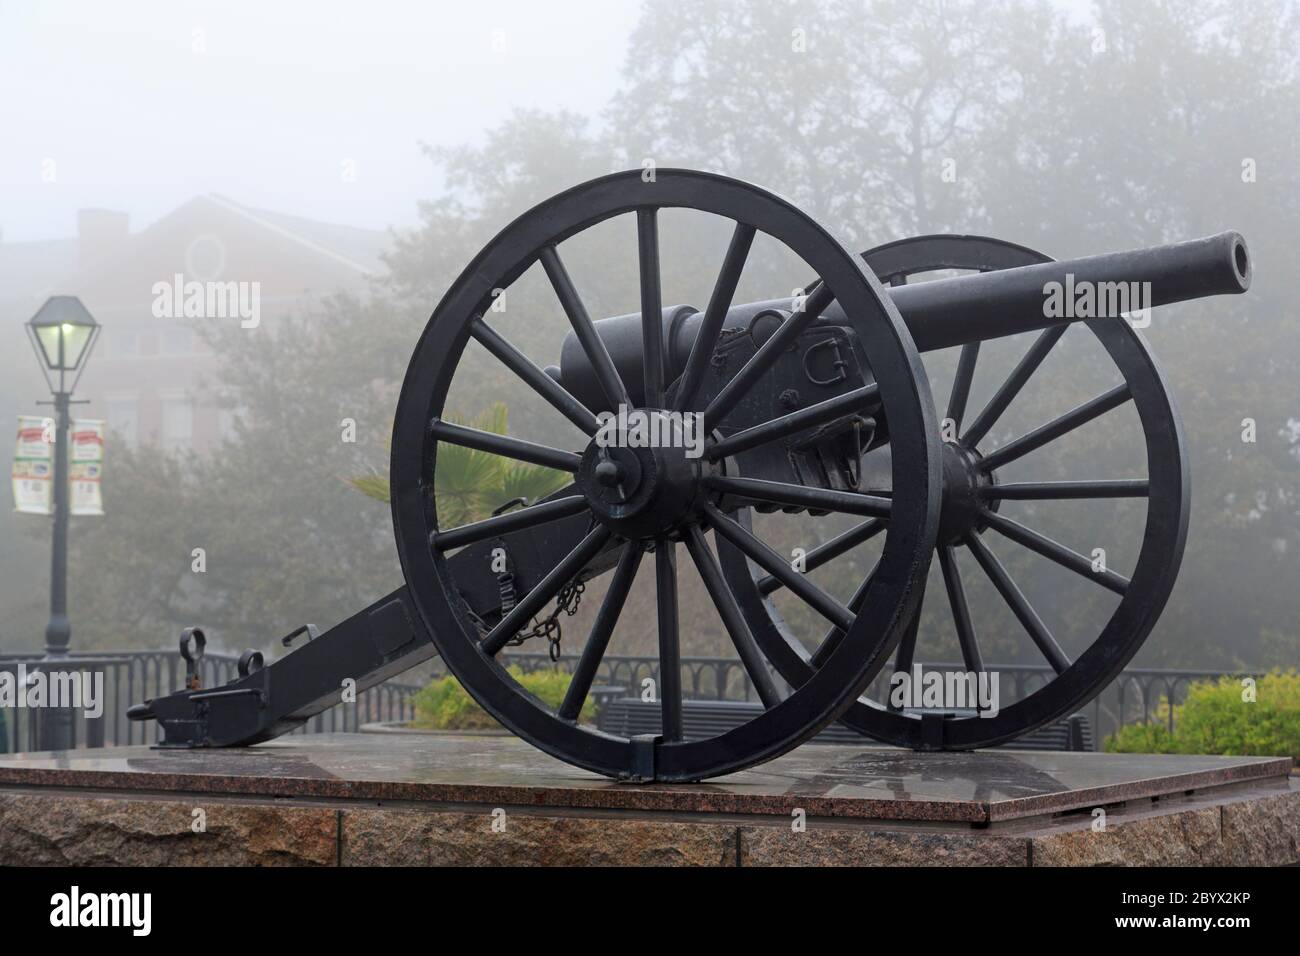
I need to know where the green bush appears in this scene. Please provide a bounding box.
[1106,720,1178,754]
[1106,669,1300,760]
[410,666,595,730]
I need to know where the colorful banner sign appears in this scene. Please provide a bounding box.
[11,416,105,516]
[12,415,53,514]
[70,419,105,516]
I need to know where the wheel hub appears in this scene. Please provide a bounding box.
[575,409,718,540]
[937,441,997,546]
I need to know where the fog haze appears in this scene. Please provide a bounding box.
[1,1,1296,720]
[0,0,640,240]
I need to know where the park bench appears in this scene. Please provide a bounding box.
[596,697,1094,751]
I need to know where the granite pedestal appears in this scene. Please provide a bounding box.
[0,733,1294,866]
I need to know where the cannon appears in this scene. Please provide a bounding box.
[129,169,1251,781]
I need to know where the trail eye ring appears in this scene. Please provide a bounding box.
[179,627,207,664]
[238,650,265,677]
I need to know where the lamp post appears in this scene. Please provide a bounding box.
[25,296,99,750]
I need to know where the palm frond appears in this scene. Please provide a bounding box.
[347,472,391,504]
[499,459,571,504]
[348,402,564,525]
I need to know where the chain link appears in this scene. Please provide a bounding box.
[506,579,585,661]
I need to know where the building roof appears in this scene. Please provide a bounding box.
[0,196,392,322]
[204,196,388,276]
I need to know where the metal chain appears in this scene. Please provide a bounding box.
[507,579,585,661]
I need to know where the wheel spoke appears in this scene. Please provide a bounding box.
[672,223,756,412]
[685,526,781,708]
[539,244,630,411]
[979,509,1130,595]
[434,495,588,552]
[946,342,980,435]
[558,543,643,720]
[962,325,1067,448]
[702,283,834,430]
[704,503,854,631]
[978,383,1132,473]
[757,518,885,596]
[809,564,875,668]
[470,318,599,435]
[707,384,880,460]
[431,419,582,473]
[480,526,612,656]
[938,545,982,673]
[655,539,683,742]
[637,208,666,407]
[965,532,1071,674]
[705,474,891,518]
[984,479,1149,500]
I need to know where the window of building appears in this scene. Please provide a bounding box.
[111,328,141,357]
[160,392,193,451]
[105,395,139,448]
[160,326,194,356]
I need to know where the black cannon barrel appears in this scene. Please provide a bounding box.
[883,229,1250,351]
[555,231,1250,410]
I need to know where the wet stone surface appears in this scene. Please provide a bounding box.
[0,733,1288,823]
[0,735,1294,866]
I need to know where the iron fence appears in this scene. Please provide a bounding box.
[487,653,1257,747]
[0,647,1256,754]
[0,651,421,754]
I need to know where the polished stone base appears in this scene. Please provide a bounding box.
[0,734,1294,866]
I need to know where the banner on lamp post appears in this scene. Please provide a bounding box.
[12,415,53,515]
[11,415,106,516]
[70,419,105,516]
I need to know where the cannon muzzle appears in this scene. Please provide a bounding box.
[555,231,1249,410]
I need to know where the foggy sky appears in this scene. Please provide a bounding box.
[0,0,642,241]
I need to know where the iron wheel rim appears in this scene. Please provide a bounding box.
[725,234,1189,750]
[390,169,941,780]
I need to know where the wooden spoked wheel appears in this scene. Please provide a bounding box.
[390,170,941,780]
[725,235,1189,750]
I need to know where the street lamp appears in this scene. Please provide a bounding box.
[25,296,99,750]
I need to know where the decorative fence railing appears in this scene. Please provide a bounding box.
[0,648,1254,754]
[0,651,421,754]
[437,653,1257,748]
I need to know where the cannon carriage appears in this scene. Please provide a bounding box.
[130,169,1251,781]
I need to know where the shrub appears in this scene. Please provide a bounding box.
[1106,669,1300,760]
[1106,719,1178,754]
[411,666,595,730]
